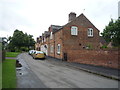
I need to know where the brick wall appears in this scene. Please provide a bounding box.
[62,14,100,53]
[46,37,50,56]
[54,30,63,59]
[67,49,119,69]
[48,31,55,57]
[49,43,55,57]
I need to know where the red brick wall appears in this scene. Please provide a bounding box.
[48,30,63,59]
[67,50,119,69]
[54,30,63,59]
[45,37,49,56]
[48,32,55,57]
[62,14,100,54]
[49,43,55,57]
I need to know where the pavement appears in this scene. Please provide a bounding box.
[46,56,120,81]
[6,57,17,60]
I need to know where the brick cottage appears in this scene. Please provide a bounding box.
[36,12,100,59]
[35,12,119,69]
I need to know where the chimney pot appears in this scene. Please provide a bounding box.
[68,12,76,22]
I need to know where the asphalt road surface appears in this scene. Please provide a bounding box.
[16,53,119,88]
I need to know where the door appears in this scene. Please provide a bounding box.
[63,53,67,61]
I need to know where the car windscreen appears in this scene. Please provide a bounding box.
[36,51,44,54]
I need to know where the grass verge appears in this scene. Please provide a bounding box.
[2,59,16,88]
[0,63,2,89]
[6,52,20,57]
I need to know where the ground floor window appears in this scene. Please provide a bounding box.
[50,45,54,53]
[57,44,61,54]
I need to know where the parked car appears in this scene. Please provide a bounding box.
[28,50,36,55]
[32,51,45,59]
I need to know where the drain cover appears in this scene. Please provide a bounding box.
[19,72,23,75]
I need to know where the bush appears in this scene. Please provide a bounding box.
[101,45,107,49]
[15,48,21,52]
[20,47,29,52]
[86,44,93,49]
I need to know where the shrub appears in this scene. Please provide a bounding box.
[101,45,107,49]
[20,47,28,52]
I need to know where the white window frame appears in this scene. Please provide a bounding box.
[88,28,93,37]
[50,45,53,53]
[50,32,53,39]
[57,44,61,54]
[71,26,78,35]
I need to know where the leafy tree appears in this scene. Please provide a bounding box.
[12,30,25,49]
[101,19,120,47]
[28,35,35,48]
[1,37,7,50]
[1,37,7,60]
[8,29,35,52]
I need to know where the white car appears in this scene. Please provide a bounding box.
[28,50,36,55]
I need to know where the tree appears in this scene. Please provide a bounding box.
[1,37,7,61]
[8,29,35,52]
[101,19,120,47]
[12,29,25,49]
[1,37,8,50]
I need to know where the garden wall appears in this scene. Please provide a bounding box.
[67,49,119,69]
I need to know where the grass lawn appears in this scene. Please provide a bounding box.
[2,59,16,88]
[0,63,2,89]
[6,52,20,57]
[2,52,20,88]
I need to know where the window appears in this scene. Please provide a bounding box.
[88,28,93,37]
[57,44,61,54]
[71,26,78,35]
[50,45,53,53]
[50,32,53,39]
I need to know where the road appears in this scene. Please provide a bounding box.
[17,53,119,88]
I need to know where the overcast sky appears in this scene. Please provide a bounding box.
[0,0,119,40]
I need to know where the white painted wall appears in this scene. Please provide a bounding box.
[41,44,48,55]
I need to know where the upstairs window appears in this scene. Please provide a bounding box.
[50,32,53,39]
[88,28,93,37]
[71,26,78,35]
[57,44,61,54]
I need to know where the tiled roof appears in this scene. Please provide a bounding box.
[44,31,50,37]
[37,13,99,39]
[51,25,63,33]
[64,13,99,31]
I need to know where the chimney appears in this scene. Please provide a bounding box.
[36,37,39,43]
[68,12,76,22]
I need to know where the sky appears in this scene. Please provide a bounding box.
[0,0,119,40]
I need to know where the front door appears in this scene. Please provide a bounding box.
[63,53,67,61]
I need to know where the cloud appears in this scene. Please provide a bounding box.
[0,0,118,39]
